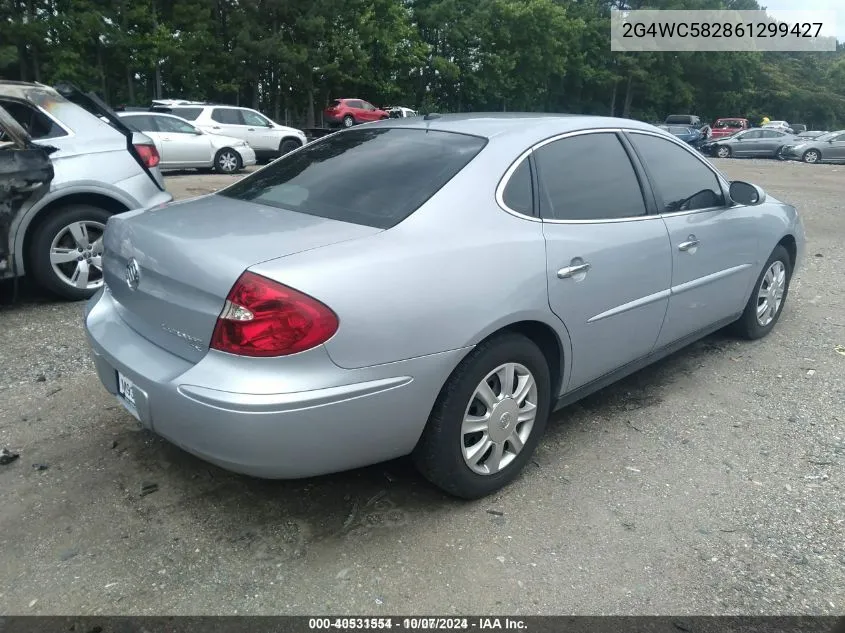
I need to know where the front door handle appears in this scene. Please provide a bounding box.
[557,262,591,279]
[247,128,255,131]
[678,236,700,253]
[212,126,221,129]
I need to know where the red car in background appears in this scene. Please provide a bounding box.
[323,99,389,128]
[711,117,749,139]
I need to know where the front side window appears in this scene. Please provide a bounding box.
[629,132,725,213]
[211,108,242,124]
[155,116,197,134]
[741,130,763,139]
[534,133,646,221]
[219,128,487,229]
[761,130,784,138]
[242,110,270,126]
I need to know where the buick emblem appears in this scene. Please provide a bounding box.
[125,258,141,291]
[500,411,513,430]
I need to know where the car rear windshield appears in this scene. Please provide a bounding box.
[219,127,487,229]
[665,115,693,124]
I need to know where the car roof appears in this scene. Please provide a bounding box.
[369,112,663,143]
[0,80,63,100]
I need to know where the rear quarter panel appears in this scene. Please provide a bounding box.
[250,139,572,371]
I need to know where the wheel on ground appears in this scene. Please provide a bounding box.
[29,205,112,301]
[412,332,551,499]
[731,244,792,340]
[342,115,355,128]
[279,139,302,156]
[716,146,731,158]
[802,149,821,164]
[214,148,241,174]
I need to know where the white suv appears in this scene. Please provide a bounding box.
[157,104,307,162]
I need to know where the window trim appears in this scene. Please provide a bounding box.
[495,127,659,225]
[625,129,731,218]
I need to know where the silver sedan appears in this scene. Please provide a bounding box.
[85,114,805,499]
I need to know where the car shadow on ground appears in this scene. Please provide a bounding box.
[103,328,739,551]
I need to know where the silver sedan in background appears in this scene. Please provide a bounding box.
[85,114,804,499]
[709,127,797,158]
[781,129,845,164]
[118,112,256,173]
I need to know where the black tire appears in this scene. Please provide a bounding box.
[214,148,242,174]
[342,114,355,128]
[29,204,112,301]
[716,145,731,158]
[412,332,552,499]
[731,244,792,340]
[279,139,302,156]
[802,149,821,164]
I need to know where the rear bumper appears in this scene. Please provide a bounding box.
[84,289,464,478]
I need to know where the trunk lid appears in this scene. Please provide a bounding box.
[102,194,382,362]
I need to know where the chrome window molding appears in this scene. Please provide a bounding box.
[495,126,736,225]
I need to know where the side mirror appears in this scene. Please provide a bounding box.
[193,129,203,135]
[730,181,766,206]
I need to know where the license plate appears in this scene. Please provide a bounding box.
[117,371,136,405]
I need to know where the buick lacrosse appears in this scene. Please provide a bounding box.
[85,113,804,499]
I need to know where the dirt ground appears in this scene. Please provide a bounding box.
[0,158,843,615]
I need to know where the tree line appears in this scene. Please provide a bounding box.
[2,0,844,129]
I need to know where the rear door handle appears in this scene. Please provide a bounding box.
[678,236,700,252]
[247,128,255,131]
[212,126,221,130]
[557,262,591,279]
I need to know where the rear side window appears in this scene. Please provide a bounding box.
[171,107,202,121]
[534,133,646,221]
[0,99,67,140]
[122,115,158,132]
[211,108,242,124]
[629,133,725,213]
[220,128,487,229]
[501,158,533,216]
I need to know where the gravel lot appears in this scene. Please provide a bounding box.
[0,159,843,615]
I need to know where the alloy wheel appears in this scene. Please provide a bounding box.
[756,260,787,327]
[218,151,239,173]
[461,362,538,475]
[49,221,105,291]
[804,150,819,164]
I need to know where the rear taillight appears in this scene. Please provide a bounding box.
[210,272,338,357]
[134,143,160,168]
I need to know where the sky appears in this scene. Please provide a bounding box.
[761,0,844,42]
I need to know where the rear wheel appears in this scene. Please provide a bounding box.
[731,245,792,340]
[716,145,731,158]
[342,115,355,128]
[214,148,241,174]
[29,205,111,301]
[413,333,551,499]
[802,149,821,164]
[279,139,302,156]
